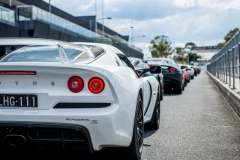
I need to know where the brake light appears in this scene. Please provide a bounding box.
[170,67,175,73]
[68,76,84,93]
[148,64,153,67]
[88,77,105,94]
[0,71,36,75]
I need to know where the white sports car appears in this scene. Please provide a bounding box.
[0,38,160,159]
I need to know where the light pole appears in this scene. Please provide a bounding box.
[48,0,51,13]
[102,0,104,36]
[131,35,145,43]
[89,19,93,38]
[95,17,111,37]
[116,26,133,36]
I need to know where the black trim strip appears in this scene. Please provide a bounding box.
[54,103,111,108]
[144,80,152,116]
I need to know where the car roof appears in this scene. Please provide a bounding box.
[146,57,173,61]
[128,57,142,60]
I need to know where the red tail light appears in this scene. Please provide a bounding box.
[88,77,105,94]
[68,76,84,93]
[170,67,175,73]
[148,64,153,67]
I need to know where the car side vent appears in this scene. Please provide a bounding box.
[54,103,111,108]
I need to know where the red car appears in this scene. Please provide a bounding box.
[191,66,198,76]
[196,66,201,74]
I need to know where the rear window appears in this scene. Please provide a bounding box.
[1,45,86,62]
[85,45,105,58]
[181,65,188,69]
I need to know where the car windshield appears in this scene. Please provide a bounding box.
[0,45,87,62]
[181,65,188,69]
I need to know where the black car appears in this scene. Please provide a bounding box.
[128,57,164,101]
[145,58,184,94]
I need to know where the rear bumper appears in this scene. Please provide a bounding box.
[163,74,183,89]
[0,122,94,152]
[0,104,135,151]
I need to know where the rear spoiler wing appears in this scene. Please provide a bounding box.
[0,38,95,64]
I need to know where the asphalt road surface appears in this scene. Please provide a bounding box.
[6,67,240,160]
[142,68,240,160]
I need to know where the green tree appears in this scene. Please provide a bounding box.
[218,28,239,47]
[187,53,202,62]
[175,47,184,54]
[149,35,174,58]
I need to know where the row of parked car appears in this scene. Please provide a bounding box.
[0,38,176,159]
[128,57,201,96]
[0,38,201,159]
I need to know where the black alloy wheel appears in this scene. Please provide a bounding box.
[125,94,143,160]
[136,97,144,155]
[160,86,163,101]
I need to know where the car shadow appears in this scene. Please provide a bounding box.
[3,128,160,160]
[142,127,160,148]
[144,129,158,138]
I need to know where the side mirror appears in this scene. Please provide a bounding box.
[150,66,162,74]
[136,68,149,77]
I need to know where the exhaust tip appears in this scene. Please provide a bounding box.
[4,134,26,148]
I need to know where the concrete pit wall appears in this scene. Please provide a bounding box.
[207,71,240,117]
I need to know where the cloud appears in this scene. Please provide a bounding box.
[173,0,197,8]
[78,1,95,12]
[43,0,240,58]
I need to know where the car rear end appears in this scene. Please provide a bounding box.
[146,59,183,91]
[158,65,182,91]
[180,65,191,82]
[0,62,140,151]
[0,63,137,152]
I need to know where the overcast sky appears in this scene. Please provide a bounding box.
[47,0,240,59]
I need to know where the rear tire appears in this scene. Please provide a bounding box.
[160,86,163,101]
[175,85,182,94]
[123,94,143,160]
[191,75,194,79]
